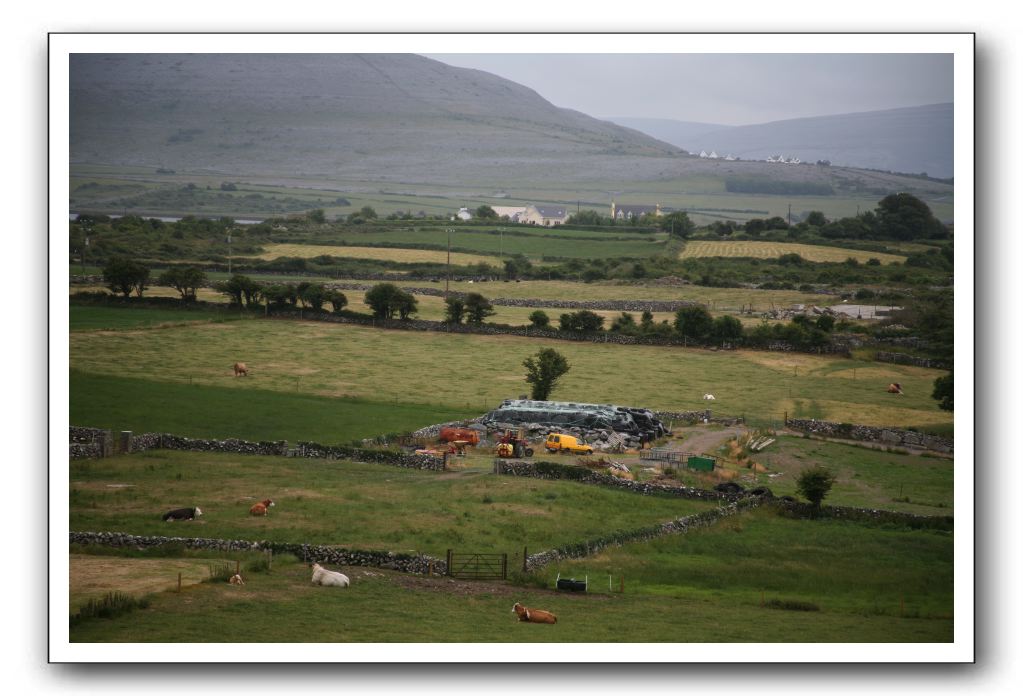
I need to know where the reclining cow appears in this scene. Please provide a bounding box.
[233,362,249,377]
[162,506,202,521]
[311,563,350,588]
[887,383,904,395]
[249,499,275,516]
[512,602,557,624]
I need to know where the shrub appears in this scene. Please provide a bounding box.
[764,598,820,612]
[70,592,151,627]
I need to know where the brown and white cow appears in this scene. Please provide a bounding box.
[887,383,904,395]
[233,362,249,377]
[512,602,557,624]
[249,499,275,516]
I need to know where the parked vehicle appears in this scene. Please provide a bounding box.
[544,433,594,455]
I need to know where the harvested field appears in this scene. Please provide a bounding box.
[679,240,906,265]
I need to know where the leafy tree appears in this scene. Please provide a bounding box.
[298,283,328,311]
[474,205,497,219]
[778,253,805,266]
[559,310,604,332]
[609,312,638,335]
[805,211,827,226]
[523,348,570,401]
[528,310,550,329]
[658,211,695,238]
[463,293,495,324]
[102,258,149,298]
[640,310,655,333]
[710,315,745,343]
[364,283,415,319]
[157,266,206,302]
[566,210,604,226]
[674,306,713,340]
[815,315,836,332]
[933,372,953,411]
[875,193,948,240]
[395,290,418,320]
[796,466,837,514]
[444,296,467,324]
[306,208,327,224]
[263,284,296,308]
[580,268,606,282]
[358,206,378,220]
[504,254,533,280]
[216,274,261,307]
[326,290,348,313]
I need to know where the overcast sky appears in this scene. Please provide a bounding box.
[422,53,952,126]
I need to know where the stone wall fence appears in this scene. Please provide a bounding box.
[493,459,734,503]
[69,427,445,471]
[784,418,953,454]
[68,531,447,575]
[874,351,951,370]
[525,498,763,571]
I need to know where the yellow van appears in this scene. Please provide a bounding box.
[544,433,594,455]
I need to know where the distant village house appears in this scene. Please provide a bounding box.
[519,204,569,226]
[610,201,663,221]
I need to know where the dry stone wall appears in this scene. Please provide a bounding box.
[68,531,446,574]
[785,419,953,453]
[493,459,730,502]
[296,442,446,470]
[525,498,763,570]
[875,351,951,370]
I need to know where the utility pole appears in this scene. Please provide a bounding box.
[445,228,451,298]
[227,229,233,275]
[787,203,792,227]
[81,232,89,276]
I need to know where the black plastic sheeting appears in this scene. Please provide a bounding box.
[481,400,668,439]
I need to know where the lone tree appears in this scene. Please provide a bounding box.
[444,296,467,324]
[216,274,262,307]
[796,466,837,516]
[932,371,953,411]
[523,348,570,401]
[464,293,495,324]
[528,310,550,329]
[102,257,149,298]
[158,266,206,302]
[364,283,417,319]
[326,290,348,313]
[658,211,696,238]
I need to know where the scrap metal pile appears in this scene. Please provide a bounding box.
[481,399,669,447]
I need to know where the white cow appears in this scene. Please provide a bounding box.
[311,563,350,588]
[702,393,716,400]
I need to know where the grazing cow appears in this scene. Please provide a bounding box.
[249,499,275,516]
[512,602,557,624]
[233,362,249,377]
[887,383,904,395]
[161,506,202,522]
[229,574,245,586]
[311,563,350,588]
[703,393,716,401]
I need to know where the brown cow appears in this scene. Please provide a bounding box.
[512,602,557,624]
[249,499,275,516]
[229,574,245,585]
[233,362,249,377]
[887,383,904,395]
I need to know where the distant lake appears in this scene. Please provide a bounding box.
[69,213,263,225]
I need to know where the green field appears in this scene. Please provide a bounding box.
[70,370,474,443]
[67,509,952,643]
[541,509,953,625]
[751,436,954,513]
[70,305,244,331]
[70,319,952,430]
[264,226,670,261]
[70,450,716,555]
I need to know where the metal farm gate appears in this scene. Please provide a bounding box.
[446,550,508,580]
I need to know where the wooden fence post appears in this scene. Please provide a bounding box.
[446,549,452,577]
[177,572,182,593]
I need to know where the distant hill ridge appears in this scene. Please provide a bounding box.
[608,103,953,178]
[70,54,953,196]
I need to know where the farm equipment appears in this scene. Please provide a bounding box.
[555,573,588,592]
[438,427,480,445]
[495,429,534,458]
